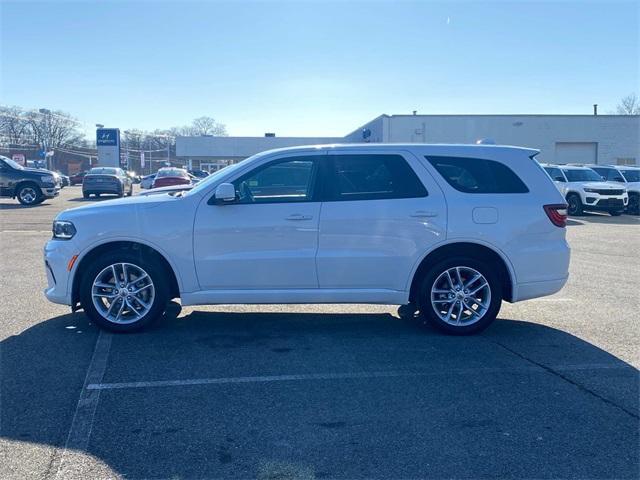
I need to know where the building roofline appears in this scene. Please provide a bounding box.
[386,114,639,118]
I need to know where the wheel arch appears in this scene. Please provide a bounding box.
[408,241,515,304]
[71,240,180,307]
[13,180,42,198]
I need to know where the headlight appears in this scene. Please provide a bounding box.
[584,188,598,193]
[52,220,76,240]
[42,175,55,184]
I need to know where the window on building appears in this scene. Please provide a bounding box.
[616,158,637,166]
[425,156,529,193]
[324,154,428,201]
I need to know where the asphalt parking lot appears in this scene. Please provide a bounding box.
[1,186,639,479]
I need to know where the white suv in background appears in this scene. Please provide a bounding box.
[44,144,570,335]
[588,165,640,215]
[542,164,628,216]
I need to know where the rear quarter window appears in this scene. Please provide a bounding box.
[425,156,529,194]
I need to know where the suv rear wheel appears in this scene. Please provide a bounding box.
[80,250,169,332]
[566,193,583,216]
[416,257,502,335]
[16,183,43,206]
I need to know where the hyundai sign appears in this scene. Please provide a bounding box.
[96,128,121,167]
[96,128,119,146]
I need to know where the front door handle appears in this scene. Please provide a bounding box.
[285,214,313,221]
[410,211,438,218]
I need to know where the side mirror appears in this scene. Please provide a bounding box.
[213,183,236,204]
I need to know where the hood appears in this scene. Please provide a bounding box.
[23,167,56,176]
[57,191,179,220]
[574,181,624,190]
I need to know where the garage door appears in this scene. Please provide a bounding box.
[555,142,597,164]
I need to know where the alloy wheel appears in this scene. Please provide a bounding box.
[19,187,37,204]
[91,262,155,324]
[430,266,491,326]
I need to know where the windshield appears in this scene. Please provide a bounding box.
[1,156,25,170]
[184,157,256,197]
[563,169,602,182]
[620,169,640,182]
[89,167,118,175]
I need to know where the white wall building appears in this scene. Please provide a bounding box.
[177,114,639,168]
[345,114,640,165]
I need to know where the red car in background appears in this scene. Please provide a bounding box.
[69,170,88,185]
[152,167,191,189]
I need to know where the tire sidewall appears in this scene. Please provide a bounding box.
[417,256,502,335]
[17,183,42,205]
[566,193,583,216]
[79,250,169,332]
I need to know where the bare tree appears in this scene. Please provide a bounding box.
[184,116,227,136]
[26,109,85,149]
[0,106,35,145]
[616,93,640,115]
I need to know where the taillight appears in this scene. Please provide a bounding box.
[544,204,568,228]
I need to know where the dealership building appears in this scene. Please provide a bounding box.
[176,114,639,170]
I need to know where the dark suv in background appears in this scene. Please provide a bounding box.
[0,155,60,205]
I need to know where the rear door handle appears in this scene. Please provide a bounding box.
[285,214,313,221]
[410,211,438,218]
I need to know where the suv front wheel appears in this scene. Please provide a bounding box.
[16,183,43,206]
[416,257,502,335]
[566,193,583,216]
[80,250,169,332]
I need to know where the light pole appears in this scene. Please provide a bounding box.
[39,108,51,169]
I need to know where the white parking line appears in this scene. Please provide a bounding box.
[87,363,631,391]
[56,330,112,478]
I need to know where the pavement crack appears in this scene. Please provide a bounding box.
[488,339,639,420]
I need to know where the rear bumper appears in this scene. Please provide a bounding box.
[512,276,568,302]
[83,184,122,194]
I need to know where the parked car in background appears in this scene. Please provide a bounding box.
[54,171,70,188]
[69,171,88,185]
[152,167,191,188]
[45,144,570,334]
[126,170,142,184]
[140,173,156,189]
[137,184,194,196]
[0,155,60,205]
[542,164,628,216]
[587,165,640,215]
[82,167,133,199]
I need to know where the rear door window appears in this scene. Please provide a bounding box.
[323,154,427,201]
[425,156,529,193]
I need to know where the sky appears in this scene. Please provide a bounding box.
[1,0,638,138]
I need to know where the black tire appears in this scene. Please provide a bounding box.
[127,185,133,197]
[117,188,124,198]
[416,256,502,335]
[566,193,583,216]
[16,183,43,206]
[79,249,169,332]
[609,210,623,216]
[627,194,639,215]
[83,192,90,199]
[397,303,418,320]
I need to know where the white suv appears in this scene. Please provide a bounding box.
[542,164,628,216]
[44,144,570,335]
[588,165,640,215]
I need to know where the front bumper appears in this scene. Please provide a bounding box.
[42,185,60,198]
[43,239,75,306]
[582,192,628,211]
